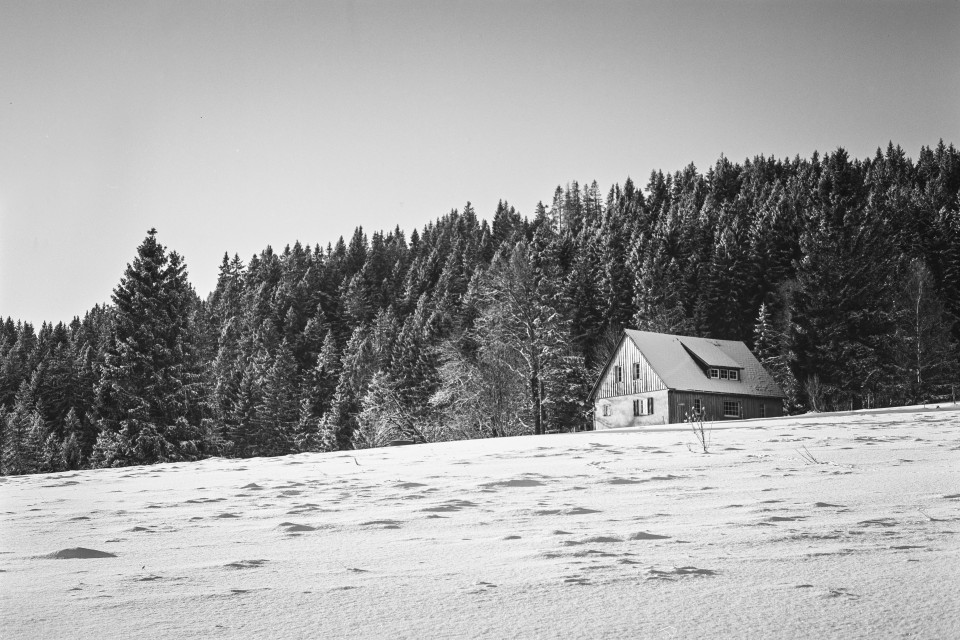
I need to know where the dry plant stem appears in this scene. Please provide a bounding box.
[797,445,824,465]
[688,411,711,454]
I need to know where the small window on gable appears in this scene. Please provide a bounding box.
[719,369,728,380]
[614,366,622,383]
[709,368,719,379]
[633,399,641,416]
[729,369,739,381]
[647,397,654,415]
[633,362,641,380]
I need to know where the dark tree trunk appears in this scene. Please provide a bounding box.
[531,374,542,435]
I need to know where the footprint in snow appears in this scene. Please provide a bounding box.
[44,548,117,559]
[359,520,402,529]
[224,559,267,569]
[573,549,617,558]
[481,478,545,488]
[534,506,601,516]
[824,587,859,599]
[629,532,671,540]
[464,581,498,594]
[287,505,321,515]
[858,518,897,527]
[278,522,317,533]
[645,566,717,581]
[581,536,623,543]
[421,500,477,513]
[890,545,926,550]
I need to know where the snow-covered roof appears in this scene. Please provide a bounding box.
[624,329,786,398]
[677,336,741,369]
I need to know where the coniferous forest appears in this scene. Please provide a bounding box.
[2,143,959,474]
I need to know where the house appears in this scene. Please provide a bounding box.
[588,330,786,429]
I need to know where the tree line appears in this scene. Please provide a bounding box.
[2,142,958,474]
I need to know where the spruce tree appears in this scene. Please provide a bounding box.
[94,229,202,466]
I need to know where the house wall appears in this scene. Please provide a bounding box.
[594,338,667,399]
[668,391,784,424]
[594,390,671,430]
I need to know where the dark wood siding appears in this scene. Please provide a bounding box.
[668,391,784,423]
[595,337,667,399]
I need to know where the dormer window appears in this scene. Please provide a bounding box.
[708,367,741,381]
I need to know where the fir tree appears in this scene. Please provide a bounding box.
[94,229,202,466]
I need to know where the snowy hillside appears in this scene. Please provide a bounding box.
[2,406,959,639]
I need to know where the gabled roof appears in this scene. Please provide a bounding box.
[621,329,786,398]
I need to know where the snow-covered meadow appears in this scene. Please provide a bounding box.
[2,406,959,639]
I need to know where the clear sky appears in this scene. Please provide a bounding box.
[2,0,958,327]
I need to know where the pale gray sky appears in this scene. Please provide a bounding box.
[2,0,958,326]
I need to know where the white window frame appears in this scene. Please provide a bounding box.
[729,369,739,381]
[709,368,719,379]
[693,398,703,415]
[719,369,728,380]
[723,401,740,418]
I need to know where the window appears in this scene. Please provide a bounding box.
[647,397,654,415]
[760,403,766,418]
[719,369,728,380]
[709,368,719,379]
[729,369,739,381]
[602,404,610,416]
[723,401,740,417]
[633,362,641,380]
[693,398,703,415]
[614,366,622,383]
[633,399,641,416]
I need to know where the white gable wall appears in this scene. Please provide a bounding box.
[594,335,667,400]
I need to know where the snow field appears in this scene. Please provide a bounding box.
[1,406,959,639]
